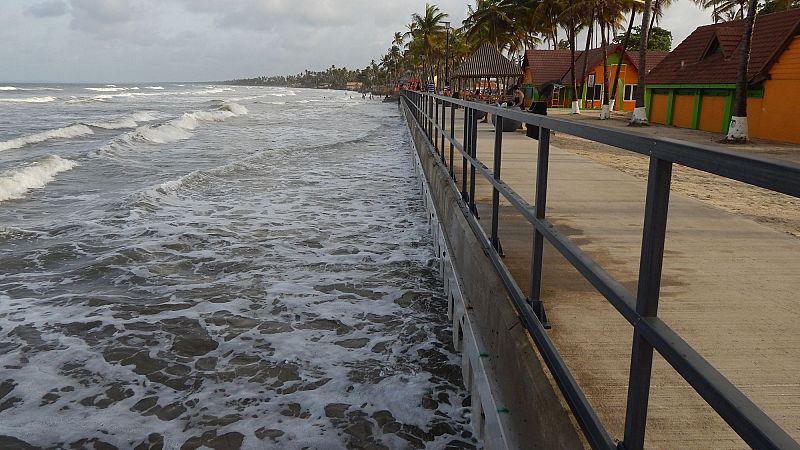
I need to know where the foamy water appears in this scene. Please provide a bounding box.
[0,84,473,449]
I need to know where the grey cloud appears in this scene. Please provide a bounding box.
[68,0,151,33]
[25,0,68,18]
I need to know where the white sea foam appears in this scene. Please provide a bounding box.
[85,111,157,130]
[128,124,193,144]
[124,103,247,145]
[194,88,224,95]
[0,86,19,90]
[0,124,94,152]
[85,87,126,92]
[144,86,164,90]
[0,155,78,202]
[219,102,248,115]
[93,93,135,101]
[0,96,56,103]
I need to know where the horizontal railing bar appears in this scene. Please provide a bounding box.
[639,317,800,450]
[403,99,617,449]
[419,92,800,198]
[401,93,800,449]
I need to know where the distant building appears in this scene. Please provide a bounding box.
[521,45,668,111]
[646,9,800,143]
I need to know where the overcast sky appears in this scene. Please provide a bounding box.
[2,0,713,83]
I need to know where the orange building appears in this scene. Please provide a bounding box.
[521,45,668,111]
[646,8,800,143]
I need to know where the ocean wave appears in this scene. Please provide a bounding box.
[67,96,106,104]
[0,124,94,152]
[0,96,56,104]
[85,87,126,92]
[93,93,134,100]
[122,103,248,145]
[0,86,21,91]
[0,155,78,202]
[85,111,157,130]
[144,86,164,90]
[194,88,224,95]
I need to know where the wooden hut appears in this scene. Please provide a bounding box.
[452,43,523,103]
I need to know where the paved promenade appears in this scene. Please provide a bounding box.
[440,108,800,449]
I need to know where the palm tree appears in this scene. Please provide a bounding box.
[463,0,517,50]
[559,0,593,113]
[609,0,646,112]
[692,0,762,140]
[727,0,758,141]
[409,4,449,86]
[630,0,653,124]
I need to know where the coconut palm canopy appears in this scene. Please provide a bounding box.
[452,43,523,78]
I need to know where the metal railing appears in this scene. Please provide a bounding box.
[400,89,800,450]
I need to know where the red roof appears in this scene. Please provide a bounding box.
[647,8,800,85]
[523,49,576,84]
[523,45,669,85]
[627,51,670,74]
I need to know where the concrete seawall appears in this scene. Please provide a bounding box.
[400,100,585,449]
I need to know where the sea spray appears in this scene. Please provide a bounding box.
[0,155,78,202]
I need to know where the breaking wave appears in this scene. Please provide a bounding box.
[0,124,94,152]
[0,112,158,152]
[0,96,56,104]
[0,155,78,202]
[144,86,164,90]
[85,111,157,130]
[122,103,248,145]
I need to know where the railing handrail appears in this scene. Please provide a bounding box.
[416,91,800,198]
[400,89,800,450]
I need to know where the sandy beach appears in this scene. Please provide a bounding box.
[548,110,800,238]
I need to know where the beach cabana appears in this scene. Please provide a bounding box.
[646,8,800,143]
[520,46,668,111]
[452,43,523,103]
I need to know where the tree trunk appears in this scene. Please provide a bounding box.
[580,12,595,110]
[631,0,653,125]
[569,19,580,114]
[611,10,636,111]
[648,0,658,38]
[600,12,611,119]
[727,0,758,142]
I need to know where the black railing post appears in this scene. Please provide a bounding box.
[468,108,478,217]
[462,107,470,202]
[429,95,435,145]
[449,100,456,180]
[416,92,421,124]
[434,95,439,152]
[529,127,551,328]
[621,156,673,450]
[419,93,431,139]
[441,97,447,163]
[491,116,503,253]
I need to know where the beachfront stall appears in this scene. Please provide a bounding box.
[645,8,800,143]
[520,45,668,111]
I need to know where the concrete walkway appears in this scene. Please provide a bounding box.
[438,108,800,449]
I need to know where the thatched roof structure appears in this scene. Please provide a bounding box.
[452,43,522,78]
